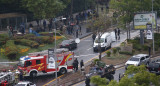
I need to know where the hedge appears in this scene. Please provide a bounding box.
[37,36,54,44]
[39,32,61,36]
[119,51,133,55]
[5,40,18,59]
[15,39,39,48]
[0,34,9,46]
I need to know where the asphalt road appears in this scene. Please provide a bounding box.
[25,30,139,86]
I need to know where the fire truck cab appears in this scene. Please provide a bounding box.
[18,48,74,77]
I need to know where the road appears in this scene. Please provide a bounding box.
[25,30,139,86]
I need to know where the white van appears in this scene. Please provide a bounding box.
[93,32,112,52]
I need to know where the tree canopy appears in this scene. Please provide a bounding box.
[108,65,160,86]
[22,0,69,19]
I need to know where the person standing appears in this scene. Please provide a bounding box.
[43,20,46,32]
[117,28,120,40]
[19,71,23,81]
[85,74,90,86]
[114,28,117,41]
[92,33,96,43]
[75,58,79,71]
[80,60,84,68]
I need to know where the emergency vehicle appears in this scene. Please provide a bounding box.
[18,48,74,77]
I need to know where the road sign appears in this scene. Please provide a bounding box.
[48,49,56,69]
[146,23,152,39]
[75,38,80,43]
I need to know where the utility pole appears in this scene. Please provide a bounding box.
[152,0,155,54]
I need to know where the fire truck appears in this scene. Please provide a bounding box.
[18,48,74,77]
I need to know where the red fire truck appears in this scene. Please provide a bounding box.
[18,48,74,77]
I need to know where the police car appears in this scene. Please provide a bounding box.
[15,81,36,86]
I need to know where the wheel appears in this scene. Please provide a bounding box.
[30,71,37,77]
[60,68,67,74]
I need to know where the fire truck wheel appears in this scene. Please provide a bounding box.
[60,68,67,74]
[30,71,37,77]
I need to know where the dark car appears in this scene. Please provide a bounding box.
[59,39,77,50]
[147,60,160,75]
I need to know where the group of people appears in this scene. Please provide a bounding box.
[114,28,121,41]
[73,58,84,72]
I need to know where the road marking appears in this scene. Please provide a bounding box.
[42,75,64,86]
[82,40,92,41]
[87,47,93,50]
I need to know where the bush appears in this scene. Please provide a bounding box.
[142,45,148,51]
[132,49,136,54]
[39,32,61,36]
[112,48,117,55]
[106,51,111,57]
[5,40,18,59]
[119,51,133,55]
[15,39,39,48]
[37,36,54,44]
[93,59,100,64]
[116,47,121,52]
[133,44,142,51]
[91,75,108,86]
[0,34,9,46]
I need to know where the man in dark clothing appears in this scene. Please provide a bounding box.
[92,33,96,43]
[80,60,84,68]
[75,58,79,71]
[117,28,120,40]
[19,71,23,81]
[43,20,46,31]
[85,76,90,86]
[114,29,117,40]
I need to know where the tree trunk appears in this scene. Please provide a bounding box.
[98,33,101,60]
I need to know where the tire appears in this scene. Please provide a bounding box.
[60,68,67,74]
[30,71,37,77]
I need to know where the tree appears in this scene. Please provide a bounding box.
[108,65,160,86]
[21,0,69,19]
[91,75,109,86]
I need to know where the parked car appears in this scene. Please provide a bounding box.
[125,54,150,69]
[93,32,112,52]
[59,39,77,50]
[15,81,36,86]
[147,60,160,75]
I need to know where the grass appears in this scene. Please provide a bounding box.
[105,53,131,59]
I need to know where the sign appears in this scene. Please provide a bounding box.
[48,49,56,69]
[146,23,152,39]
[133,13,157,30]
[75,38,80,43]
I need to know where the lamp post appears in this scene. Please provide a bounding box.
[152,0,155,54]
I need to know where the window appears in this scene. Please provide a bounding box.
[140,57,145,61]
[25,61,32,67]
[36,60,41,64]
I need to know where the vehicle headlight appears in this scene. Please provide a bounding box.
[134,64,138,66]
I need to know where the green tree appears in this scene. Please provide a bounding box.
[108,65,160,86]
[22,0,69,19]
[91,75,108,86]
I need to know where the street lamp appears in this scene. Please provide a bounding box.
[152,0,155,54]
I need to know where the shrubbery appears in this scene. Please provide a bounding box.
[38,36,54,44]
[112,48,117,55]
[5,40,18,59]
[0,34,9,46]
[119,51,133,55]
[15,39,39,48]
[106,51,111,57]
[39,32,61,36]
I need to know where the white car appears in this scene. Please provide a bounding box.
[125,54,150,69]
[15,81,36,86]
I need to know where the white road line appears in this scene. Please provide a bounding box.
[87,47,93,50]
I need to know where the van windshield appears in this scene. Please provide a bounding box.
[95,38,104,43]
[19,60,24,67]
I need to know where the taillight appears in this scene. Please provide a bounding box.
[158,68,160,71]
[66,44,69,46]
